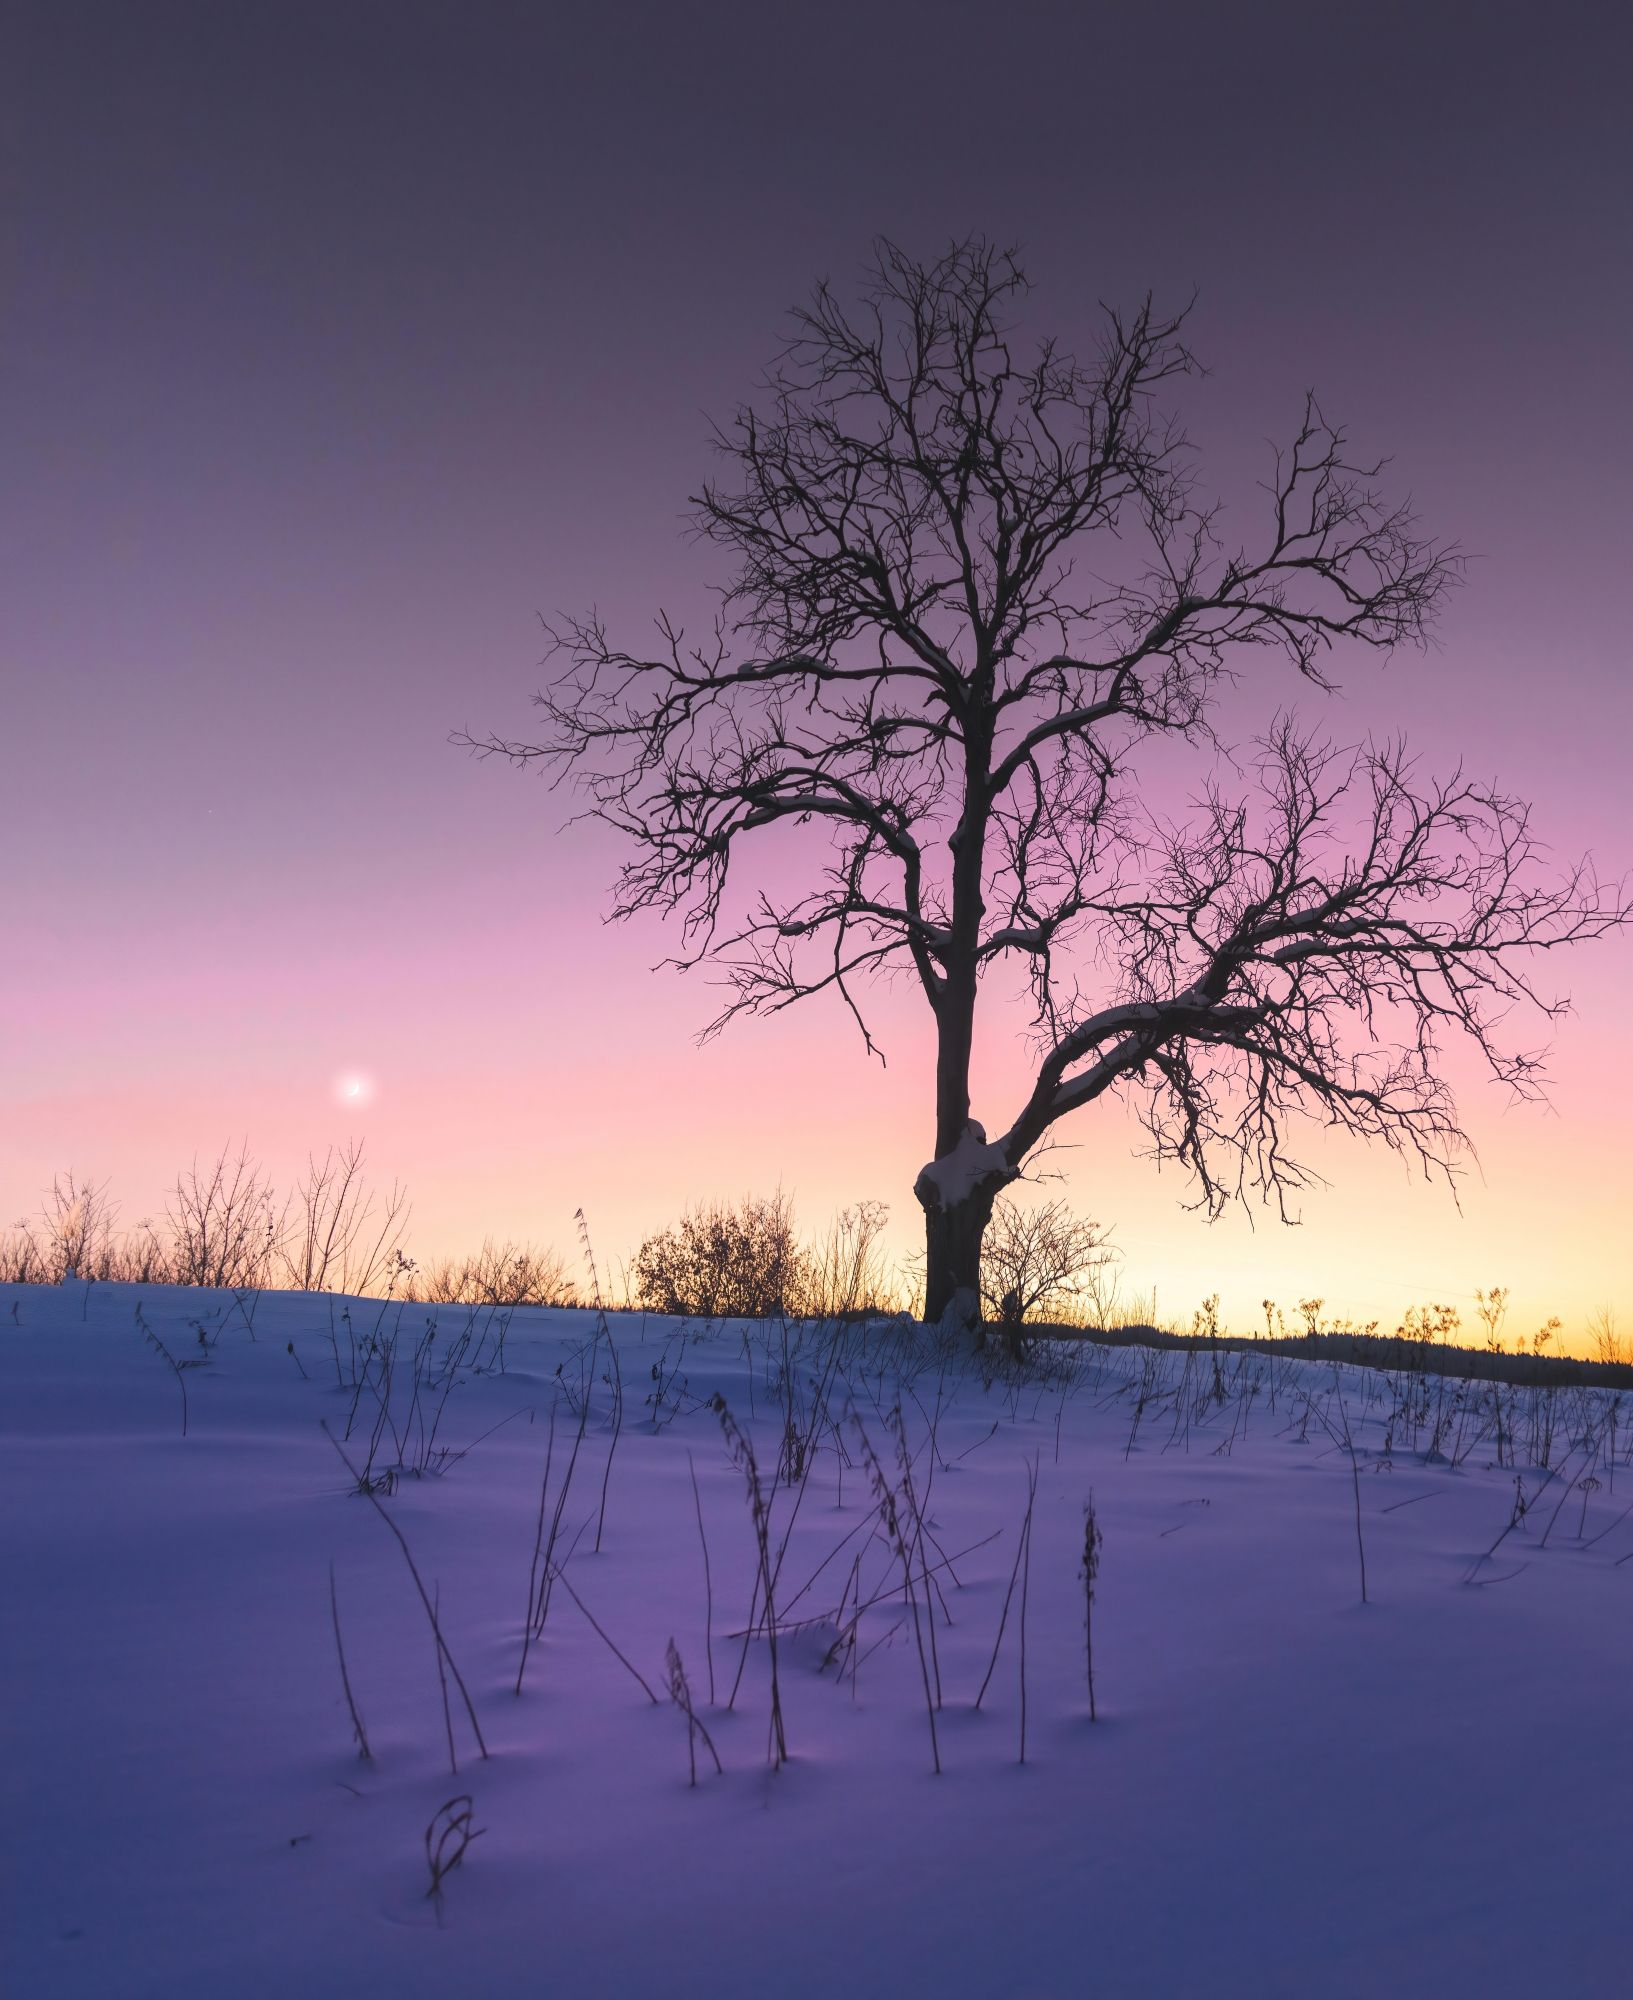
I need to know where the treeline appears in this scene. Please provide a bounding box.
[1075,1320,1633,1392]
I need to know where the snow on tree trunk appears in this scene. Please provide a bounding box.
[915,1121,1014,1332]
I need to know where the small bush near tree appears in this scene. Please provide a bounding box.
[980,1197,1112,1337]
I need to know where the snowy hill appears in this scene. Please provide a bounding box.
[5,1282,1630,1998]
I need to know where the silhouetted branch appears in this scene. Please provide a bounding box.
[464,237,1623,1317]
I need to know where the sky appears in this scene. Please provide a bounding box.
[5,1,1631,1344]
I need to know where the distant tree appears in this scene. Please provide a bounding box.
[469,240,1627,1336]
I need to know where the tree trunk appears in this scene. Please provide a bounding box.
[920,715,1005,1335]
[921,1184,999,1332]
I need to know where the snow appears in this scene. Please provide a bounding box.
[6,1282,1632,1998]
[914,1119,1011,1208]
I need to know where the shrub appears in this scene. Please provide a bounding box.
[633,1193,806,1319]
[979,1197,1112,1331]
[800,1200,895,1318]
[410,1240,577,1307]
[166,1147,283,1288]
[280,1141,410,1296]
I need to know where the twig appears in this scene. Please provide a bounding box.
[714,1395,787,1764]
[1081,1491,1103,1721]
[431,1581,456,1775]
[321,1423,488,1761]
[424,1795,483,1924]
[1018,1459,1036,1765]
[135,1305,189,1437]
[688,1449,716,1704]
[328,1560,372,1760]
[975,1467,1036,1712]
[516,1398,559,1695]
[546,1561,660,1703]
[664,1639,723,1784]
[594,1313,623,1553]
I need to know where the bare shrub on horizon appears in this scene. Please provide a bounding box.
[633,1193,807,1321]
[165,1146,284,1289]
[800,1199,895,1319]
[2,1156,1621,1390]
[281,1140,411,1297]
[980,1197,1113,1336]
[410,1239,578,1309]
[0,1172,121,1285]
[1589,1308,1624,1367]
[0,1150,570,1308]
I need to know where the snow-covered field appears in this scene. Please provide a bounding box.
[5,1281,1630,1999]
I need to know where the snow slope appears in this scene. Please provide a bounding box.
[4,1282,1630,1999]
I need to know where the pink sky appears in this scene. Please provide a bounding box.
[6,4,1629,1347]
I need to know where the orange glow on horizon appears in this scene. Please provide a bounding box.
[6,941,1628,1358]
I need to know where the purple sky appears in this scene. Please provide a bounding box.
[6,3,1630,1337]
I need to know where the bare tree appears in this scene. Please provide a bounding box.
[467,240,1626,1332]
[980,1196,1111,1336]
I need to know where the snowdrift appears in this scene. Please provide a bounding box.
[5,1282,1630,1998]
